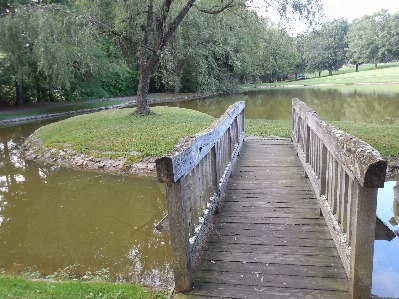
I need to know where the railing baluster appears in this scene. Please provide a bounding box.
[156,101,245,293]
[291,98,386,299]
[340,172,349,234]
[187,173,195,235]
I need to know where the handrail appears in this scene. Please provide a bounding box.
[156,101,245,292]
[292,98,387,299]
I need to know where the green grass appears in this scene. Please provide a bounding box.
[0,275,167,299]
[242,63,399,88]
[246,119,291,138]
[33,106,216,159]
[246,118,399,157]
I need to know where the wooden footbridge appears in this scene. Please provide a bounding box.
[156,100,387,299]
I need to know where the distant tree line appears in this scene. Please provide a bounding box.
[0,1,397,108]
[296,10,399,78]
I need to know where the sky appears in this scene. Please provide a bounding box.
[322,0,399,22]
[259,0,399,35]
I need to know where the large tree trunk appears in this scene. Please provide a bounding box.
[15,80,23,106]
[135,1,154,115]
[374,62,377,70]
[328,69,333,76]
[355,63,359,72]
[136,67,152,114]
[134,0,198,114]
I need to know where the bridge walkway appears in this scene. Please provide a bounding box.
[177,138,349,298]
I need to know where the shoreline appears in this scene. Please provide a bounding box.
[19,94,210,177]
[0,94,209,125]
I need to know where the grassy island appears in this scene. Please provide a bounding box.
[30,106,216,159]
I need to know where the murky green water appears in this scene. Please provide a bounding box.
[1,85,398,293]
[158,86,399,124]
[0,120,172,286]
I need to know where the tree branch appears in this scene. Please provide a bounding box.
[50,5,135,43]
[193,0,236,15]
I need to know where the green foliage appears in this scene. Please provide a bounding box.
[303,18,349,75]
[346,10,393,68]
[33,106,216,157]
[0,274,168,299]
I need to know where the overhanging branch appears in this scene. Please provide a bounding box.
[50,5,135,43]
[193,0,236,14]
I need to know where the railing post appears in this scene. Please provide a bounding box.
[349,181,377,299]
[165,179,192,292]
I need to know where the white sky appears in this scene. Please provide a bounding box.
[322,0,399,22]
[258,0,399,34]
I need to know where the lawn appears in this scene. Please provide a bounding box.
[242,63,399,88]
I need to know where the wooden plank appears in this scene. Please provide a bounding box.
[199,251,343,268]
[196,260,346,279]
[215,215,329,225]
[175,284,349,299]
[184,139,348,298]
[208,226,334,240]
[201,242,339,257]
[212,222,332,233]
[195,270,348,292]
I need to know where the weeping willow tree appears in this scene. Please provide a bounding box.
[0,0,323,109]
[0,0,133,105]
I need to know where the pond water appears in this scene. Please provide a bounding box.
[0,120,172,286]
[374,180,399,297]
[0,85,398,294]
[159,86,399,124]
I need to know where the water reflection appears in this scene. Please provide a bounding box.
[374,181,399,297]
[156,86,399,124]
[389,183,399,228]
[0,121,172,286]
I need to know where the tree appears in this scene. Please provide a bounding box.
[320,18,348,76]
[0,0,135,105]
[136,0,323,114]
[302,18,348,77]
[263,27,300,82]
[303,30,325,76]
[346,10,391,70]
[156,8,269,94]
[293,34,308,80]
[1,0,323,110]
[387,12,399,60]
[0,7,35,105]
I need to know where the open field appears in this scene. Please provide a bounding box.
[242,63,399,88]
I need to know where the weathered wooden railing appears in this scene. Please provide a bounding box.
[156,101,245,292]
[292,98,387,299]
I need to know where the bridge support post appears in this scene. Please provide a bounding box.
[349,181,377,299]
[165,180,193,292]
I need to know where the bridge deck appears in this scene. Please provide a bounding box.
[177,138,349,298]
